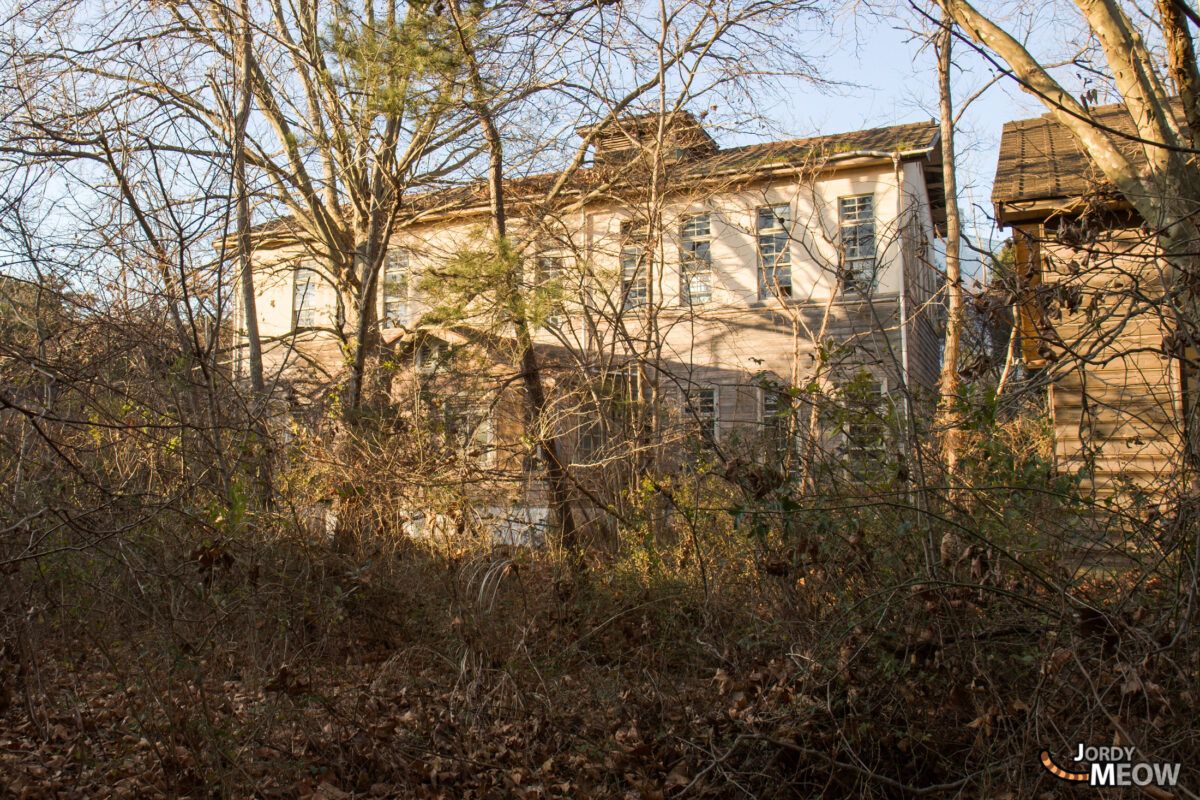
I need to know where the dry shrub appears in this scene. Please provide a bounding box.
[3,367,1197,798]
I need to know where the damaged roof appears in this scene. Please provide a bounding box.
[992,100,1187,222]
[697,119,940,173]
[252,118,944,242]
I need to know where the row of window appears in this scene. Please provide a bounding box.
[291,194,877,326]
[293,250,415,329]
[404,380,884,467]
[619,196,876,309]
[579,381,886,459]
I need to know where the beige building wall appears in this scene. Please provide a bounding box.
[234,156,942,444]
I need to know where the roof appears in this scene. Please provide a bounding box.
[251,118,943,242]
[992,100,1186,217]
[696,119,940,173]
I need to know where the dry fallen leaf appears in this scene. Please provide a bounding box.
[312,781,350,800]
[664,767,690,788]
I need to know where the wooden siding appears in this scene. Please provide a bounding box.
[1012,226,1046,366]
[1032,230,1182,499]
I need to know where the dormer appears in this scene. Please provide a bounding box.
[577,111,719,167]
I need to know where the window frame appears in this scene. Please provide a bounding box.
[842,377,889,461]
[756,204,793,300]
[382,249,409,328]
[760,385,784,423]
[679,212,713,306]
[620,219,650,311]
[535,252,566,330]
[293,265,319,328]
[760,384,796,456]
[839,194,877,296]
[685,385,719,441]
[535,253,564,286]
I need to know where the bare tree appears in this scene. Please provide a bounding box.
[229,0,264,403]
[935,2,965,480]
[418,0,825,550]
[943,0,1200,331]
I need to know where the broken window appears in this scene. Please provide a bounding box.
[620,220,649,310]
[757,204,792,300]
[685,386,718,440]
[839,194,877,295]
[679,213,712,305]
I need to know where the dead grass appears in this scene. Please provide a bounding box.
[3,497,1197,800]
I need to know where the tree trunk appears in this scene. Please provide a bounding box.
[1156,0,1200,148]
[935,6,964,482]
[233,0,264,402]
[231,0,273,503]
[449,0,579,552]
[344,240,384,417]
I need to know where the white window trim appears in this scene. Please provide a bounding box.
[535,252,566,329]
[679,212,713,306]
[620,218,651,311]
[293,265,319,328]
[756,204,793,301]
[839,193,877,297]
[620,244,648,310]
[535,252,565,285]
[760,385,785,425]
[382,249,409,328]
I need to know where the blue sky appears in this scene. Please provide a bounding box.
[715,3,1072,264]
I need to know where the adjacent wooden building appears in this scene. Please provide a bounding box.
[992,103,1193,502]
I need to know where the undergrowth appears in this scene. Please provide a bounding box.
[2,403,1197,799]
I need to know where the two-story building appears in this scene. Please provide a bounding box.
[236,113,946,488]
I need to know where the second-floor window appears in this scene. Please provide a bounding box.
[757,204,792,300]
[536,254,563,285]
[293,266,319,328]
[536,254,565,330]
[383,249,409,327]
[620,220,649,310]
[679,213,712,305]
[839,194,877,295]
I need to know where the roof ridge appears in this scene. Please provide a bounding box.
[718,119,938,156]
[249,119,941,239]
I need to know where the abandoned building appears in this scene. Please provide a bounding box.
[234,112,948,504]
